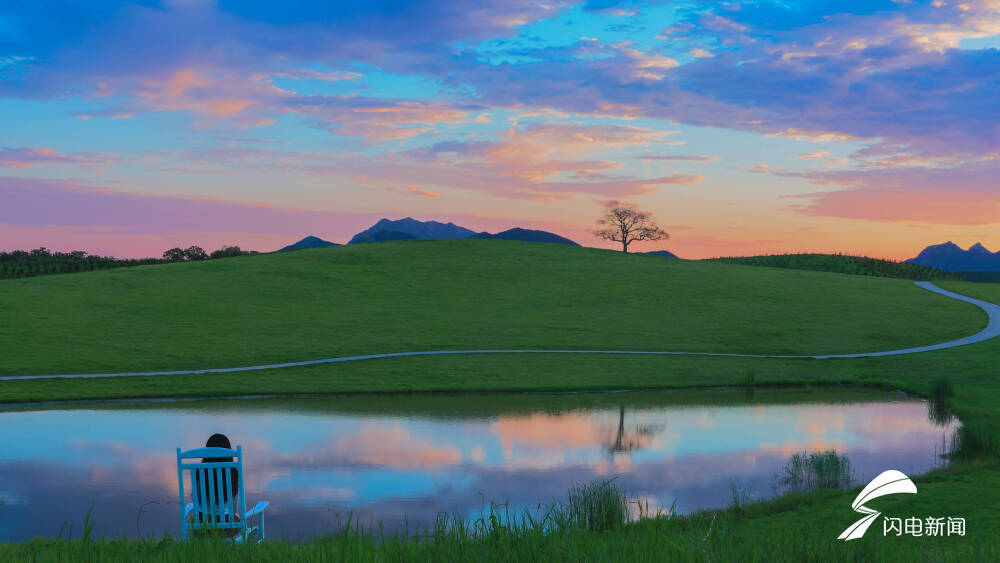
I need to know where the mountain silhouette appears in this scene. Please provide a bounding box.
[646,250,680,259]
[906,241,1000,272]
[350,229,419,244]
[348,217,476,244]
[471,228,579,246]
[278,235,339,252]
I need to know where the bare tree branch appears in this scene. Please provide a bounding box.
[593,202,669,253]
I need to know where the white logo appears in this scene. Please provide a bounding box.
[838,469,917,541]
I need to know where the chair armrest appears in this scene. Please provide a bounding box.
[246,501,269,518]
[184,503,195,517]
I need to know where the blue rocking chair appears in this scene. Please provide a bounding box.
[176,445,269,543]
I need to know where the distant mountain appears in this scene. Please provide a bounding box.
[646,250,679,259]
[279,235,339,252]
[349,217,476,244]
[471,228,579,246]
[350,229,419,244]
[905,241,1000,272]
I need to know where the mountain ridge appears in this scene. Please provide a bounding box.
[279,235,339,252]
[470,228,579,246]
[906,241,1000,272]
[348,217,476,244]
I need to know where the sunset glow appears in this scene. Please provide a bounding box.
[2,1,998,258]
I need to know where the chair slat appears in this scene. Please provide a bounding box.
[197,466,210,527]
[222,463,234,523]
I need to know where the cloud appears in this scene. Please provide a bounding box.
[636,154,719,162]
[797,151,831,159]
[290,97,475,141]
[403,185,443,198]
[0,147,115,169]
[0,1,565,99]
[783,159,1000,225]
[361,123,701,200]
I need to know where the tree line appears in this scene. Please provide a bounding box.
[705,253,959,281]
[0,245,257,280]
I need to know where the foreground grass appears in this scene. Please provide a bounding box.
[4,463,999,562]
[0,240,985,376]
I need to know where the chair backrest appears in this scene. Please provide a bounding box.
[176,445,247,540]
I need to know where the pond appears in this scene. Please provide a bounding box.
[0,388,955,541]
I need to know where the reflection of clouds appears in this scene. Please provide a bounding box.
[690,411,717,429]
[340,425,462,469]
[491,412,602,456]
[0,397,956,541]
[851,403,957,437]
[756,440,848,458]
[794,407,846,435]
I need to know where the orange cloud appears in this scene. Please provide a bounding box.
[798,151,831,159]
[405,185,442,198]
[332,102,469,141]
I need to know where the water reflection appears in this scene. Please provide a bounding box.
[603,406,662,458]
[0,389,955,541]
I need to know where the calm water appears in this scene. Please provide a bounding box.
[0,389,955,541]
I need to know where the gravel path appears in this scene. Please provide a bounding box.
[3,281,997,382]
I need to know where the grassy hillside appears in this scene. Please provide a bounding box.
[703,253,958,280]
[0,240,985,374]
[0,239,985,377]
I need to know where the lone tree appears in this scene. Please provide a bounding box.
[162,247,186,262]
[183,245,208,261]
[594,201,669,253]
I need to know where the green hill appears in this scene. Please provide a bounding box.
[0,239,984,377]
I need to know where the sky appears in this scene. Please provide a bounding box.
[0,0,998,259]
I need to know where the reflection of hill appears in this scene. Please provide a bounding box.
[3,387,895,419]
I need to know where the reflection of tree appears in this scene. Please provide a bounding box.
[603,406,663,458]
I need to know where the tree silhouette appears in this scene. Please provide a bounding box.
[183,246,208,261]
[162,247,186,261]
[594,202,669,253]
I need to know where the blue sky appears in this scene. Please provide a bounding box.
[1,1,998,258]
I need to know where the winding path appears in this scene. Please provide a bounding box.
[3,282,999,382]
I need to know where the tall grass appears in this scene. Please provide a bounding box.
[775,450,854,492]
[949,419,1000,460]
[561,479,630,532]
[728,479,754,513]
[928,377,956,426]
[931,377,955,401]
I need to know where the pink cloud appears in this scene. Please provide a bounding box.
[783,159,1000,225]
[797,151,830,159]
[636,154,719,162]
[0,147,115,169]
[346,123,702,200]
